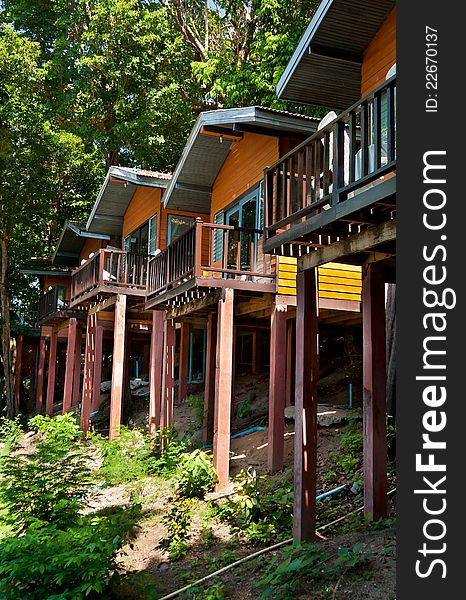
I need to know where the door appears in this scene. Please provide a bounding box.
[225,189,259,274]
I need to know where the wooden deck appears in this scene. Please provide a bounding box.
[263,76,396,257]
[38,286,83,325]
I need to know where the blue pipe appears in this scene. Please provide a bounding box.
[316,483,348,502]
[202,425,267,449]
[349,383,353,409]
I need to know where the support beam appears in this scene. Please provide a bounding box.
[203,312,217,444]
[161,319,176,429]
[293,269,319,542]
[285,319,295,407]
[109,295,127,439]
[268,306,287,472]
[36,338,47,413]
[72,326,82,407]
[92,322,104,411]
[178,323,190,403]
[362,263,387,520]
[14,335,23,412]
[63,318,77,413]
[149,311,164,435]
[46,332,58,415]
[213,289,234,490]
[81,314,95,432]
[252,329,261,375]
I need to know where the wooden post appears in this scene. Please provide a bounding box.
[63,318,77,413]
[92,322,104,411]
[149,311,164,435]
[268,305,287,472]
[36,337,47,413]
[178,322,190,403]
[72,326,82,408]
[161,319,176,429]
[293,268,319,542]
[109,295,127,439]
[203,312,217,445]
[46,331,58,416]
[252,329,261,374]
[14,335,23,412]
[362,263,387,520]
[285,319,295,407]
[81,314,95,432]
[213,288,234,490]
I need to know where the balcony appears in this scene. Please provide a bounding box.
[38,286,68,324]
[146,219,276,309]
[70,249,148,306]
[263,76,396,256]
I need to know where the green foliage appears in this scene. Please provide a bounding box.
[28,412,81,444]
[145,427,192,477]
[213,470,293,543]
[161,497,193,560]
[0,509,138,600]
[174,449,217,499]
[237,395,253,419]
[332,416,363,477]
[0,416,23,450]
[186,581,225,599]
[0,414,93,531]
[386,415,396,457]
[257,541,370,599]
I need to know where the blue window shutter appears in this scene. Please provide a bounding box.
[213,212,224,262]
[148,214,157,255]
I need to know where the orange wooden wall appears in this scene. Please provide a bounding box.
[122,186,161,240]
[210,132,278,219]
[79,237,105,263]
[43,274,70,293]
[361,7,396,97]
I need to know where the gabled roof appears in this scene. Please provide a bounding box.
[21,257,72,277]
[277,0,395,108]
[86,166,172,236]
[163,106,319,213]
[51,220,111,267]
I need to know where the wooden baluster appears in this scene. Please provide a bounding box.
[274,166,280,224]
[314,140,321,201]
[349,111,357,183]
[194,219,203,277]
[360,100,369,177]
[297,150,304,211]
[99,250,104,287]
[222,229,228,274]
[387,82,396,162]
[333,120,345,204]
[265,168,272,237]
[305,145,312,207]
[289,155,296,214]
[323,131,330,196]
[373,91,382,169]
[281,161,287,220]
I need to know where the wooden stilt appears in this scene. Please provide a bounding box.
[92,322,104,411]
[109,295,127,439]
[36,337,47,413]
[81,314,96,432]
[63,318,77,413]
[362,263,387,520]
[14,335,23,412]
[293,268,319,542]
[203,312,217,444]
[72,326,82,408]
[46,331,58,416]
[161,319,175,429]
[285,319,295,408]
[178,323,190,403]
[213,289,234,491]
[149,311,164,435]
[268,305,287,472]
[252,329,261,374]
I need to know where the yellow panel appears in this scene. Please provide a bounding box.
[278,286,297,295]
[279,263,297,273]
[324,262,361,272]
[279,256,298,265]
[318,268,361,280]
[318,275,362,288]
[318,290,361,301]
[278,270,297,281]
[319,283,362,294]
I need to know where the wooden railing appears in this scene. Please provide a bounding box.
[264,76,396,241]
[147,218,275,300]
[71,249,148,302]
[38,286,67,322]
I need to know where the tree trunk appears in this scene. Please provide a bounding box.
[0,228,15,417]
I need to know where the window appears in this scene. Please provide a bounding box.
[125,222,149,255]
[148,214,158,255]
[213,211,224,262]
[167,214,195,244]
[225,188,260,272]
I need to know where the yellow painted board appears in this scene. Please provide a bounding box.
[318,268,362,280]
[318,275,362,288]
[324,262,361,272]
[319,290,361,301]
[278,263,298,273]
[278,286,297,295]
[278,271,297,281]
[279,256,298,265]
[319,283,362,293]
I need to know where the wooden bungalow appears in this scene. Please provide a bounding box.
[263,0,397,540]
[144,106,365,489]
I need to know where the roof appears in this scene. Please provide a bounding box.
[52,220,111,267]
[21,257,72,277]
[163,106,319,213]
[86,166,172,236]
[277,0,396,108]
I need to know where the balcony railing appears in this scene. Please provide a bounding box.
[264,76,396,245]
[38,286,67,322]
[147,218,275,300]
[70,249,148,303]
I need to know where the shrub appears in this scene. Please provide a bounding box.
[0,510,138,600]
[0,416,23,454]
[332,416,363,477]
[174,449,217,499]
[161,497,193,560]
[146,427,191,476]
[28,412,82,444]
[0,429,93,531]
[95,426,151,485]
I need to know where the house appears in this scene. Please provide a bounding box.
[143,106,365,489]
[262,0,396,540]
